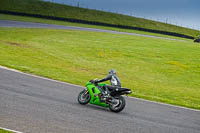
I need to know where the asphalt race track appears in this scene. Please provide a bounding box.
[0,20,180,41]
[0,67,200,133]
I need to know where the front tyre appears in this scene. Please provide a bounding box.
[109,96,126,113]
[78,90,91,105]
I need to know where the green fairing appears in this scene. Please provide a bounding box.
[86,81,108,107]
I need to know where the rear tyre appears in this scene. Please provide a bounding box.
[78,90,91,105]
[109,96,126,113]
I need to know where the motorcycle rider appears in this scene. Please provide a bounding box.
[95,69,121,97]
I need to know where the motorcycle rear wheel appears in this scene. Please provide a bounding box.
[78,90,91,105]
[109,96,126,113]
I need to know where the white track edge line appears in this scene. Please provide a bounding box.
[0,127,23,133]
[0,65,199,112]
[0,66,84,88]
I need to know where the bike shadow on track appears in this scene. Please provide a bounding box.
[75,102,129,115]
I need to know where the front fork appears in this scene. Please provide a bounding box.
[83,89,89,97]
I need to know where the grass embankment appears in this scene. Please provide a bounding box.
[0,27,200,109]
[0,0,199,38]
[0,129,13,133]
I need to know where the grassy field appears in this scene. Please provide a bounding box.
[0,0,199,38]
[0,129,13,133]
[0,27,200,109]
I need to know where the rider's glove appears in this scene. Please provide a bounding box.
[90,79,98,84]
[94,79,100,83]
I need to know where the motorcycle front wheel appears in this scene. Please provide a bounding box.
[109,96,126,113]
[78,90,91,105]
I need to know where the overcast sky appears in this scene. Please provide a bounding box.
[43,0,200,30]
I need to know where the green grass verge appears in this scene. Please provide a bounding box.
[0,129,13,133]
[0,27,200,110]
[0,14,191,41]
[0,0,199,38]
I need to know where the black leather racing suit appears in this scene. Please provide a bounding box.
[96,74,121,94]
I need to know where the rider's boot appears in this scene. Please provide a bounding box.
[101,91,111,103]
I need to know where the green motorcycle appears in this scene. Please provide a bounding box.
[78,79,132,113]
